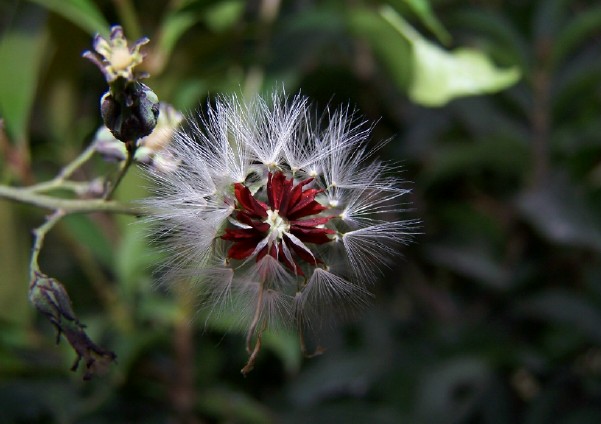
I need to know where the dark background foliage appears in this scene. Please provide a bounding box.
[1,0,601,423]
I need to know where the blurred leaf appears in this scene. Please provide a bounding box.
[515,289,601,344]
[0,10,49,144]
[533,0,569,41]
[27,0,109,36]
[426,243,510,290]
[286,350,387,406]
[381,6,520,106]
[552,53,601,123]
[450,10,530,73]
[154,10,199,73]
[401,0,451,45]
[115,221,161,294]
[197,387,273,424]
[550,5,601,69]
[204,0,244,32]
[347,8,412,91]
[62,214,114,267]
[558,409,601,424]
[282,401,401,424]
[420,137,529,188]
[263,331,302,374]
[0,380,78,423]
[415,357,491,424]
[0,203,30,324]
[516,175,601,252]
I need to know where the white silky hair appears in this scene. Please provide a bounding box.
[143,91,418,332]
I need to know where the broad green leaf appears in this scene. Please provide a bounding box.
[27,0,109,36]
[381,6,520,106]
[0,13,49,144]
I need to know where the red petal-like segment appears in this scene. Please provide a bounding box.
[234,183,268,218]
[227,239,262,260]
[222,172,334,270]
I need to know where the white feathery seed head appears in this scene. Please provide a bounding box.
[143,92,418,374]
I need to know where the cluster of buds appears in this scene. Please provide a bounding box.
[144,93,417,374]
[83,26,159,146]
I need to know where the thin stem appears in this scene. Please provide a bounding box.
[0,185,142,215]
[104,147,135,200]
[26,143,97,193]
[241,323,265,376]
[246,283,265,354]
[30,210,65,281]
[241,283,266,375]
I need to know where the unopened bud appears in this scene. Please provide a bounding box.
[101,82,159,143]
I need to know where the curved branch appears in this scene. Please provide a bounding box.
[0,185,143,215]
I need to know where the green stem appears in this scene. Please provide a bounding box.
[0,185,142,215]
[104,145,135,200]
[25,143,97,193]
[30,210,65,281]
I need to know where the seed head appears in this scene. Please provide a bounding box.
[144,93,418,373]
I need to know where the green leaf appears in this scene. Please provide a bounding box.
[381,6,520,107]
[204,0,244,32]
[450,10,530,74]
[402,0,451,45]
[263,331,302,374]
[347,8,412,91]
[156,10,199,70]
[197,388,273,424]
[0,203,31,325]
[62,214,114,268]
[0,11,49,144]
[550,5,601,69]
[27,0,109,36]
